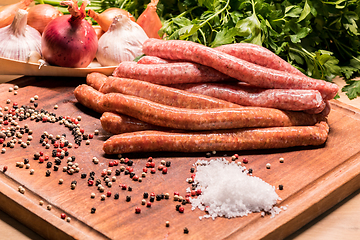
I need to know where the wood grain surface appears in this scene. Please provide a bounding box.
[0,76,360,240]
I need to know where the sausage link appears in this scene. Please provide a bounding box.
[112,60,232,84]
[103,121,329,154]
[142,39,339,100]
[102,92,325,131]
[100,77,241,109]
[215,43,306,77]
[86,72,108,91]
[100,112,165,134]
[171,82,324,112]
[73,84,111,113]
[137,55,175,64]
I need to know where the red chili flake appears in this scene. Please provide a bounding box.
[80,129,85,134]
[191,190,196,196]
[196,189,202,195]
[3,166,8,173]
[178,206,184,213]
[157,165,164,171]
[147,157,153,162]
[109,162,114,167]
[174,192,179,196]
[106,191,111,197]
[135,207,141,214]
[88,180,94,186]
[243,158,248,164]
[162,167,168,174]
[61,213,66,219]
[150,168,156,174]
[113,160,118,166]
[142,167,148,173]
[89,133,94,139]
[39,157,44,163]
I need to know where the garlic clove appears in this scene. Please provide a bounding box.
[26,51,42,64]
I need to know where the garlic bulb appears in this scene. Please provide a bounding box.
[96,14,149,66]
[0,9,42,62]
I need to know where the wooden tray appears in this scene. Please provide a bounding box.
[0,76,360,240]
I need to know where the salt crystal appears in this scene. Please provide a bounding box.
[191,158,281,220]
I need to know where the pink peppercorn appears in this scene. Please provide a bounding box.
[113,160,118,166]
[0,139,4,144]
[174,192,179,196]
[147,157,153,162]
[88,180,94,186]
[135,207,141,214]
[80,129,85,134]
[60,142,65,148]
[196,189,202,195]
[121,184,127,190]
[61,213,66,219]
[44,156,49,161]
[39,157,44,163]
[54,142,59,148]
[132,175,139,181]
[106,191,111,197]
[243,158,248,164]
[89,134,94,139]
[178,206,184,213]
[146,202,151,207]
[157,165,163,171]
[109,162,114,167]
[191,190,196,196]
[3,120,9,125]
[124,158,129,164]
[150,162,155,168]
[39,151,44,156]
[162,167,168,174]
[143,167,148,173]
[150,168,156,174]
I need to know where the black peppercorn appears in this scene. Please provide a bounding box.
[176,205,181,211]
[248,168,253,174]
[91,207,96,214]
[126,196,131,202]
[114,193,119,199]
[127,186,132,191]
[124,170,129,175]
[129,172,135,178]
[156,195,162,201]
[182,199,187,205]
[81,173,87,179]
[95,179,101,186]
[184,227,189,234]
[127,160,133,166]
[46,162,52,168]
[45,170,51,177]
[149,196,155,202]
[165,161,171,167]
[53,165,59,171]
[23,158,29,164]
[190,167,195,173]
[89,171,95,177]
[143,192,149,198]
[279,184,284,190]
[115,169,121,176]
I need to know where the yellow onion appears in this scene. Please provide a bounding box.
[88,8,135,32]
[27,4,63,34]
[0,0,33,28]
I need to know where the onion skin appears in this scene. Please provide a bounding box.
[41,0,98,68]
[27,4,63,34]
[0,0,33,28]
[88,8,136,32]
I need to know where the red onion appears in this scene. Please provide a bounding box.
[41,0,98,68]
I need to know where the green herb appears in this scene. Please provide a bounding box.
[35,0,360,99]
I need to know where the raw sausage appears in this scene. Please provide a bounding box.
[100,112,166,134]
[112,60,232,84]
[215,43,306,76]
[101,92,325,131]
[86,72,108,91]
[73,84,111,113]
[142,38,339,100]
[100,76,241,109]
[137,55,174,64]
[103,121,329,154]
[171,82,325,112]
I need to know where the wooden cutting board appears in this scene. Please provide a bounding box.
[1,76,360,240]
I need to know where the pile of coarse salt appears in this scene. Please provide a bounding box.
[190,158,284,220]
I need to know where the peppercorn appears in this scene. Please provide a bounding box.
[279,184,284,190]
[190,167,195,173]
[183,227,189,234]
[106,191,111,197]
[162,167,168,174]
[61,213,66,219]
[81,173,87,179]
[243,158,249,164]
[156,195,162,201]
[179,206,185,213]
[45,170,51,177]
[23,158,29,164]
[135,207,141,214]
[2,166,8,173]
[128,186,132,191]
[149,196,155,202]
[114,193,119,199]
[129,172,135,178]
[127,160,133,166]
[176,204,181,211]
[91,207,96,214]
[248,168,253,174]
[146,202,151,208]
[143,192,149,198]
[165,161,171,167]
[115,169,121,176]
[46,162,52,168]
[126,196,131,202]
[53,165,59,171]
